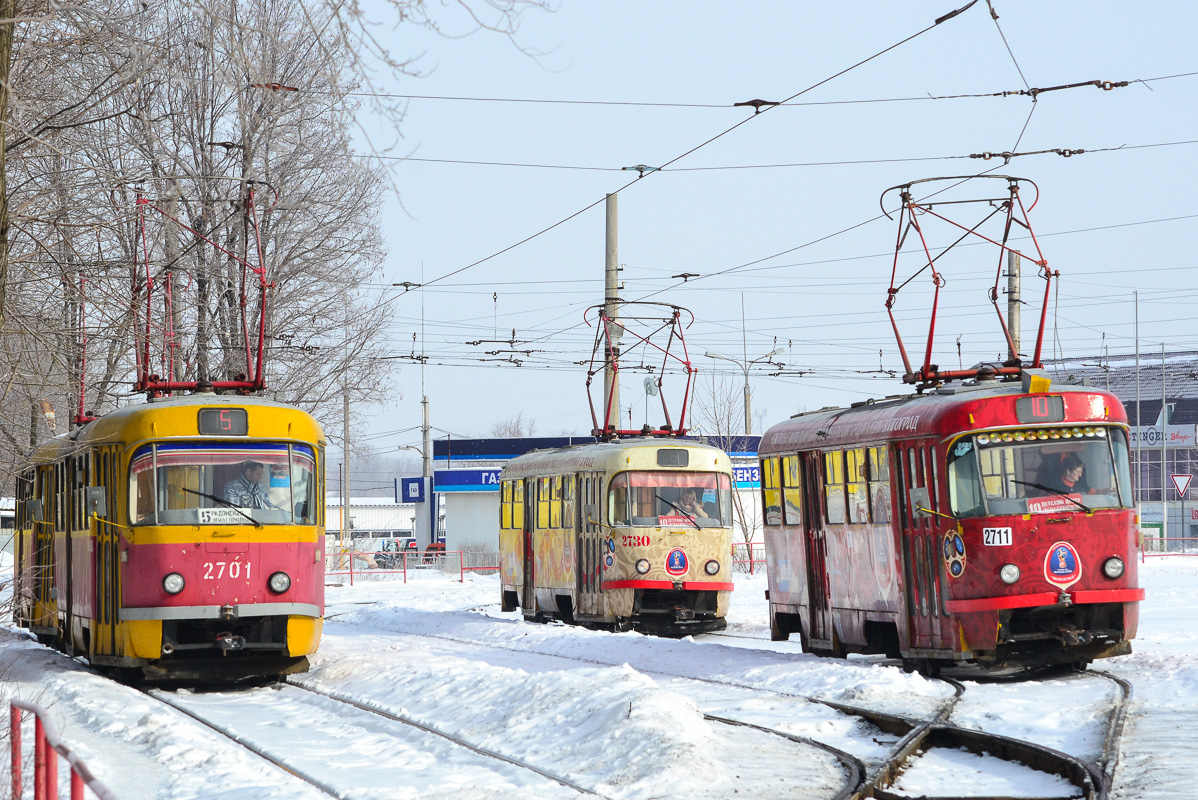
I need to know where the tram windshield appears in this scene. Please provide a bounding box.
[947,427,1133,518]
[129,442,317,526]
[608,471,733,528]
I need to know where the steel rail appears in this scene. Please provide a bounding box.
[286,680,604,797]
[705,713,865,800]
[146,689,343,799]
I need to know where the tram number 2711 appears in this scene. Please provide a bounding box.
[982,527,1013,546]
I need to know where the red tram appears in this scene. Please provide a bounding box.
[759,373,1143,670]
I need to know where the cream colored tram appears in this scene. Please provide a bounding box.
[499,438,735,633]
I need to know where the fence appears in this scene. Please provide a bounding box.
[10,699,117,800]
[1141,535,1198,558]
[731,542,766,574]
[325,549,500,585]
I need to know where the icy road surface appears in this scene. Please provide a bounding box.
[1,556,1195,798]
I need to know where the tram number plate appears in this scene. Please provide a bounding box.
[203,561,252,580]
[983,527,1013,546]
[621,535,651,547]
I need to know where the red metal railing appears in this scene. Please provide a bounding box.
[731,543,766,574]
[325,549,499,585]
[10,699,117,800]
[1141,536,1198,560]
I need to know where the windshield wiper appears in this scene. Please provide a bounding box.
[181,487,263,527]
[1012,480,1091,512]
[655,494,702,530]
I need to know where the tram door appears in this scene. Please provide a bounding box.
[896,441,945,652]
[802,453,833,646]
[521,477,537,614]
[93,446,122,657]
[32,465,56,632]
[576,472,604,618]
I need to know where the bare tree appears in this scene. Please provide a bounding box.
[491,411,537,438]
[692,371,762,564]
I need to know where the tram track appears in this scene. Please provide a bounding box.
[340,618,1131,799]
[143,682,597,799]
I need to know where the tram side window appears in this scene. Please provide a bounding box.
[501,481,513,529]
[845,448,869,523]
[513,480,525,529]
[824,451,846,524]
[550,476,562,528]
[782,455,803,525]
[562,475,575,528]
[537,478,551,529]
[762,457,782,526]
[947,439,985,517]
[868,446,891,523]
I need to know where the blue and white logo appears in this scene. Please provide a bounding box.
[665,548,689,576]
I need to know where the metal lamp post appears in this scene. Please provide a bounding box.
[704,348,783,435]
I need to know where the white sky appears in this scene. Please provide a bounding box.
[344,1,1198,459]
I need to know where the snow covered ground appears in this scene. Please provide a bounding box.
[0,556,1194,799]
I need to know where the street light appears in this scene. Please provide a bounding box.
[705,348,783,435]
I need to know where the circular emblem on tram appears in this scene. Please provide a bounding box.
[665,548,689,576]
[604,554,614,569]
[607,538,616,553]
[1043,541,1082,589]
[943,532,966,579]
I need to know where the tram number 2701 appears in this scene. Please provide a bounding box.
[203,561,252,579]
[982,527,1013,546]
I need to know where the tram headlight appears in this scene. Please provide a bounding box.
[705,559,720,576]
[635,559,651,575]
[1095,428,1107,438]
[268,571,292,593]
[162,573,185,595]
[999,564,1021,585]
[1103,557,1125,579]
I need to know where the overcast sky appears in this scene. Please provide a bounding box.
[343,1,1198,464]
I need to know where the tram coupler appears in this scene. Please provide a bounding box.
[1057,626,1091,646]
[673,606,695,622]
[216,632,246,653]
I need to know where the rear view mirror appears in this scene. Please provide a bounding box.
[909,487,932,519]
[85,486,108,517]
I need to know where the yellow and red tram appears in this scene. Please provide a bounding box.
[14,392,325,681]
[499,438,735,633]
[759,375,1143,671]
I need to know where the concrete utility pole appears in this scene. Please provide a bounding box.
[342,380,350,553]
[603,194,621,429]
[1007,249,1021,361]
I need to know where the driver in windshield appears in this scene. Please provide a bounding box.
[222,460,277,509]
[677,488,709,518]
[1038,452,1090,496]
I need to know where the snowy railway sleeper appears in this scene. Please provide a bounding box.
[499,438,735,635]
[13,394,326,681]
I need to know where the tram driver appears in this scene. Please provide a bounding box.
[223,460,278,509]
[677,487,709,519]
[1034,451,1090,496]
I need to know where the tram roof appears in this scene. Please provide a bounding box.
[760,379,1127,454]
[500,437,732,478]
[30,393,323,461]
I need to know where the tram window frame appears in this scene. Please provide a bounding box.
[868,446,891,524]
[894,447,908,523]
[548,476,561,528]
[845,448,868,524]
[824,451,847,525]
[782,455,803,525]
[762,457,782,526]
[513,479,525,530]
[914,535,929,617]
[500,481,513,529]
[926,446,939,512]
[537,477,551,530]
